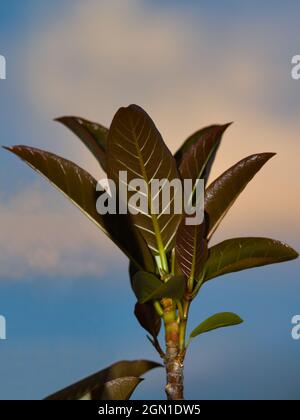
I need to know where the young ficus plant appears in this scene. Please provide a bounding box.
[5,105,298,400]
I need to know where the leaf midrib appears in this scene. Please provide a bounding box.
[129,115,166,263]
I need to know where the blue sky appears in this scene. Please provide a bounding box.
[0,0,299,400]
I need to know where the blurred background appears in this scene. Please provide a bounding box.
[0,0,299,399]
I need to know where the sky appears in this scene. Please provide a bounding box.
[0,0,299,400]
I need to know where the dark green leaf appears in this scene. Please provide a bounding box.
[132,271,163,302]
[130,262,161,337]
[55,116,108,171]
[203,237,299,282]
[97,377,142,400]
[175,218,208,279]
[178,123,231,189]
[134,302,161,338]
[190,312,243,338]
[129,260,141,288]
[45,359,161,400]
[80,377,143,401]
[5,145,154,272]
[55,117,157,273]
[132,271,186,303]
[205,153,275,239]
[107,104,182,255]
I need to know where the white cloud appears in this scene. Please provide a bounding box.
[0,185,118,279]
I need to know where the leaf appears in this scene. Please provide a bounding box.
[79,377,143,401]
[55,116,108,171]
[178,123,231,190]
[107,104,182,255]
[130,261,162,337]
[5,145,155,272]
[148,276,185,302]
[134,302,161,338]
[175,125,222,165]
[203,237,299,282]
[205,153,275,239]
[132,271,186,303]
[131,271,163,302]
[175,218,208,279]
[56,116,158,274]
[190,312,243,338]
[45,359,161,400]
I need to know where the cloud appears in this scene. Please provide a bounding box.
[4,0,298,278]
[0,185,118,279]
[23,0,187,125]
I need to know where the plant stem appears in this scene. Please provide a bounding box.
[179,318,187,351]
[153,300,164,317]
[171,248,176,275]
[162,298,184,400]
[176,300,184,320]
[192,272,205,298]
[179,298,191,352]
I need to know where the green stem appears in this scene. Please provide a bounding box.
[192,272,205,298]
[176,300,184,320]
[179,299,190,352]
[155,252,169,275]
[171,249,176,275]
[154,300,164,317]
[185,336,192,350]
[179,319,187,351]
[160,250,169,273]
[187,275,194,293]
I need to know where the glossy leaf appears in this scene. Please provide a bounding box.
[99,377,143,400]
[45,359,161,400]
[5,145,155,272]
[205,153,275,239]
[130,261,161,337]
[55,116,108,171]
[178,123,231,190]
[190,312,243,338]
[175,218,208,279]
[55,116,157,273]
[107,104,182,255]
[203,237,299,282]
[134,302,161,338]
[132,271,163,302]
[80,377,142,401]
[175,125,221,165]
[132,271,186,303]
